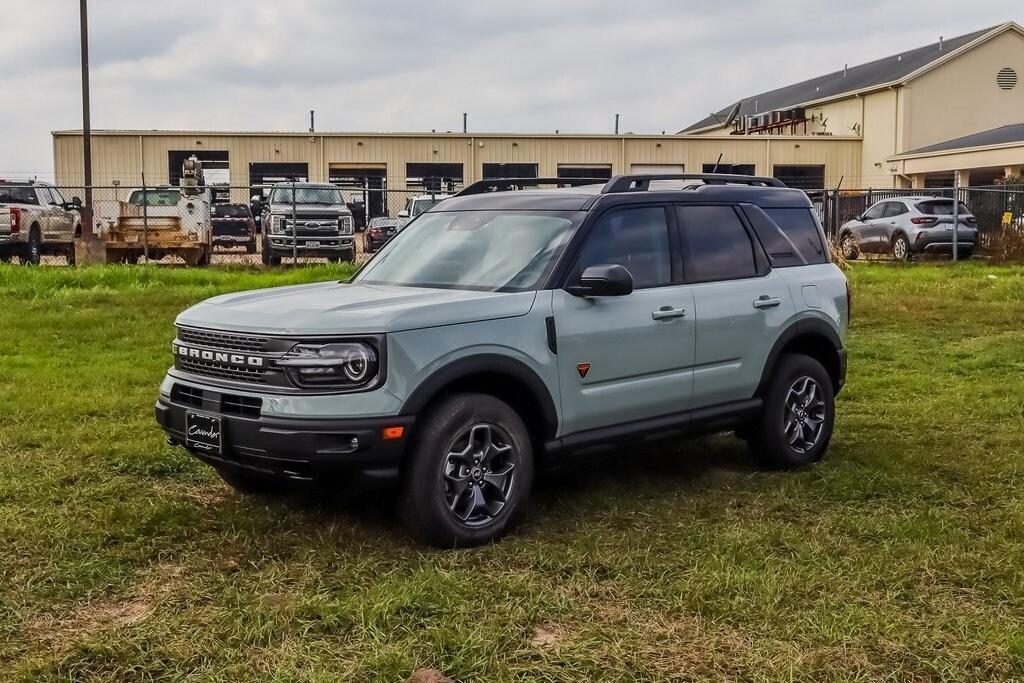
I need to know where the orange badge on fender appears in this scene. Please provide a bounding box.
[576,362,591,379]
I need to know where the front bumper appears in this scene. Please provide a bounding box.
[267,234,354,254]
[156,389,413,485]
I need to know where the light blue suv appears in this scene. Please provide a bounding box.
[156,174,850,547]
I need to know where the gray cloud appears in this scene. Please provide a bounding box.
[0,0,1018,178]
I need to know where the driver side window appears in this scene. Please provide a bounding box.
[572,207,672,289]
[863,203,886,220]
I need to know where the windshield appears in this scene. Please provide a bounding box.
[127,189,180,206]
[915,200,971,216]
[270,187,344,205]
[356,210,577,291]
[410,197,442,216]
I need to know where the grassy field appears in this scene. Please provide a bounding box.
[1,262,1023,682]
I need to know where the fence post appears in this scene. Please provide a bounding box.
[141,173,150,263]
[952,172,960,262]
[290,178,298,266]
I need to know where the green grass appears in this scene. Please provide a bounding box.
[1,262,1023,681]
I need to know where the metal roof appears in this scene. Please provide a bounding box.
[893,122,1024,157]
[681,24,1007,133]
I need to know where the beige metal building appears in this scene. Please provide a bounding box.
[52,21,1024,197]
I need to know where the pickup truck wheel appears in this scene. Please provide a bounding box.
[65,243,76,266]
[214,466,289,495]
[750,354,834,469]
[400,393,534,548]
[22,226,41,266]
[261,239,280,266]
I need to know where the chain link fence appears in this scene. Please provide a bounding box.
[3,179,1024,266]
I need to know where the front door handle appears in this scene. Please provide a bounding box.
[753,296,781,309]
[652,306,687,320]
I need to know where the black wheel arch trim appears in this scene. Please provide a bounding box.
[400,354,559,438]
[756,318,845,396]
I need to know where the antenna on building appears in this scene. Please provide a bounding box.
[939,35,944,50]
[463,112,467,134]
[614,114,620,134]
[843,64,848,77]
[309,110,315,133]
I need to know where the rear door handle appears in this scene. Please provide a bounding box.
[753,296,781,309]
[652,306,686,320]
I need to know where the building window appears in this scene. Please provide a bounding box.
[772,164,825,190]
[482,163,538,180]
[702,163,755,175]
[406,163,463,192]
[557,165,612,180]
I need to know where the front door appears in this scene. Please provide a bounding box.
[553,205,695,435]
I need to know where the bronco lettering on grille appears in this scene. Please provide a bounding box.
[172,343,264,367]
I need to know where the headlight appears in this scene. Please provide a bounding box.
[269,215,285,234]
[277,342,378,388]
[339,216,354,235]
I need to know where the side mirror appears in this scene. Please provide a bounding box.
[71,196,82,207]
[250,195,261,203]
[566,264,634,297]
[398,210,409,218]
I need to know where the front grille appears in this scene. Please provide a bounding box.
[170,383,204,409]
[170,383,263,418]
[221,394,263,418]
[178,357,268,384]
[177,327,268,352]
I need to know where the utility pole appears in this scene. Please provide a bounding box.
[463,112,468,134]
[79,0,93,239]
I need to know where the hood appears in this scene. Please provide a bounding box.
[176,281,538,335]
[268,202,350,215]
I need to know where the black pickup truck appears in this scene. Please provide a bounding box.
[211,203,257,253]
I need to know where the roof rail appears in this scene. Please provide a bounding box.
[601,173,786,193]
[455,177,609,197]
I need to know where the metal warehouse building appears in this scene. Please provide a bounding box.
[52,22,1024,202]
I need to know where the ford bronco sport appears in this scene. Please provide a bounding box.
[156,174,849,547]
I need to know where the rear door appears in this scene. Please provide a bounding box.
[881,200,910,245]
[46,186,74,241]
[675,204,794,407]
[552,205,696,435]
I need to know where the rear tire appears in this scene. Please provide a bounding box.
[749,354,835,469]
[215,466,289,495]
[400,393,534,548]
[892,234,912,261]
[22,226,41,266]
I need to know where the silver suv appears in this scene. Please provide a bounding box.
[839,196,977,261]
[156,174,849,547]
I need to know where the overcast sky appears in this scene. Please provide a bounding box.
[1,0,1019,179]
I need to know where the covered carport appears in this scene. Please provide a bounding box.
[889,123,1024,187]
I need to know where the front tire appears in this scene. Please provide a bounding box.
[840,233,859,260]
[892,234,911,261]
[749,354,835,469]
[400,393,534,548]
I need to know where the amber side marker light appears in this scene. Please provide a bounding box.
[382,426,405,440]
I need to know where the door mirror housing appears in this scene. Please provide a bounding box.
[398,210,410,219]
[250,195,261,204]
[566,264,634,297]
[70,196,82,207]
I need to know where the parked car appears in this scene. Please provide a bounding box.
[363,217,400,252]
[839,196,977,261]
[260,183,355,265]
[211,203,257,253]
[0,181,81,265]
[156,173,849,547]
[396,193,450,229]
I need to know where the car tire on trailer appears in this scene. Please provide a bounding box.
[892,234,912,261]
[399,393,534,548]
[22,226,41,266]
[840,232,859,260]
[748,353,835,469]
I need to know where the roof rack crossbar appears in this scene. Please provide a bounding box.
[601,173,787,193]
[455,177,609,196]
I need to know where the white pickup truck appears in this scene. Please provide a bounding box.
[0,181,81,265]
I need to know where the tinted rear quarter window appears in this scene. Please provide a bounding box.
[0,186,38,204]
[676,205,757,282]
[743,206,826,267]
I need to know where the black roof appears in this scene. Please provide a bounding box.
[681,26,997,133]
[898,122,1024,155]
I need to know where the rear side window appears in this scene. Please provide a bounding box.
[883,202,908,217]
[862,203,886,220]
[0,186,38,204]
[915,200,970,215]
[676,206,757,282]
[763,208,827,265]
